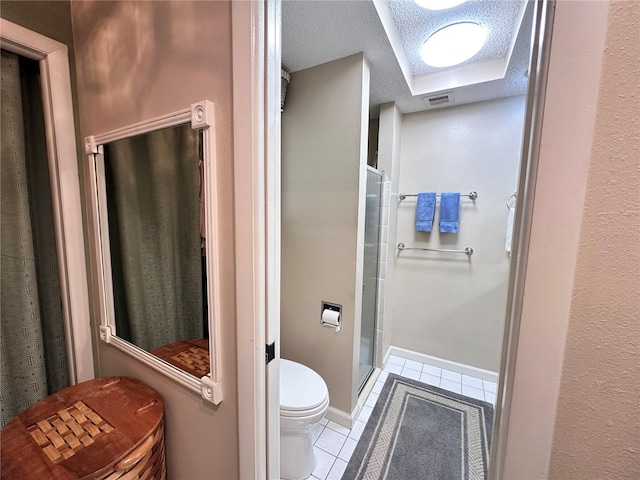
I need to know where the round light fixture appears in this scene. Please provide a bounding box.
[415,0,468,10]
[420,22,487,68]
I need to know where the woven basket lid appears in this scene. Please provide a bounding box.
[0,376,163,480]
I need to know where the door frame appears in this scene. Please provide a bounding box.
[232,1,281,478]
[0,19,94,385]
[233,1,559,479]
[488,1,555,477]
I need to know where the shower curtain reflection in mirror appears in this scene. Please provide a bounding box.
[104,124,206,353]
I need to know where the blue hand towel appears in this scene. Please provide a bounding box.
[415,192,436,232]
[439,192,461,233]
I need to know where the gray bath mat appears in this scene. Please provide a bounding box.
[343,374,494,480]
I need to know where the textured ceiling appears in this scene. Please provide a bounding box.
[282,0,533,117]
[387,0,524,76]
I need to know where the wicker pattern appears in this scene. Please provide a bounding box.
[100,420,165,480]
[27,401,114,464]
[2,377,166,480]
[171,346,210,377]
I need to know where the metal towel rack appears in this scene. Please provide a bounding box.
[399,191,478,201]
[398,243,474,256]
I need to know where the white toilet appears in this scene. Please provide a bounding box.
[280,359,330,480]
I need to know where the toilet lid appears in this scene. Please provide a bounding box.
[280,359,329,412]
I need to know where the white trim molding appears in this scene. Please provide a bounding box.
[0,19,94,384]
[232,0,271,477]
[85,101,223,406]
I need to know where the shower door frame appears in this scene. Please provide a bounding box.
[358,166,384,394]
[0,19,94,385]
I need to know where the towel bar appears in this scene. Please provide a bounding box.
[399,191,478,201]
[397,243,474,256]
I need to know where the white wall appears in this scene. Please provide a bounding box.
[281,53,370,415]
[392,96,525,372]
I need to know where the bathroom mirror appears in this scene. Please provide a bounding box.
[86,101,222,404]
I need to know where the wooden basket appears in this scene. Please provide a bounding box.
[99,420,165,480]
[1,377,166,480]
[151,339,210,378]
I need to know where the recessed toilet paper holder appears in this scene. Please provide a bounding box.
[320,301,342,332]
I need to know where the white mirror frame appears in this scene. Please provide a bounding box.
[85,101,223,405]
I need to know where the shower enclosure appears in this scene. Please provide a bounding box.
[358,167,383,392]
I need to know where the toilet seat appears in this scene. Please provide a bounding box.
[280,395,329,418]
[280,359,329,417]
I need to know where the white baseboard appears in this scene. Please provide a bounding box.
[386,346,499,383]
[325,407,353,430]
[325,368,382,429]
[327,350,497,429]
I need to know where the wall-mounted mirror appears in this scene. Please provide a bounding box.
[86,101,222,404]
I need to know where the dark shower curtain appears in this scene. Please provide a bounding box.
[0,49,69,428]
[104,124,203,353]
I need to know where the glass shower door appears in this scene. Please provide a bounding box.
[358,168,382,392]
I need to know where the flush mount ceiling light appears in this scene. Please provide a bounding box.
[420,22,487,68]
[414,0,468,10]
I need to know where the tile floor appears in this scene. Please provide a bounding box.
[303,353,498,480]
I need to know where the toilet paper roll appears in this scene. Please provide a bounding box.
[321,309,341,332]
